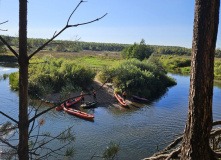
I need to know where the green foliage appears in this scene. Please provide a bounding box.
[75,55,119,70]
[98,58,176,99]
[64,147,75,158]
[159,55,191,74]
[156,46,191,56]
[28,58,95,95]
[215,48,221,58]
[102,142,120,159]
[214,60,221,80]
[9,57,96,96]
[2,74,9,80]
[0,121,14,136]
[0,40,6,53]
[3,35,127,52]
[0,36,12,53]
[158,56,221,81]
[121,39,153,60]
[9,72,19,90]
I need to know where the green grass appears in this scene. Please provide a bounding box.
[74,56,120,70]
[31,50,122,71]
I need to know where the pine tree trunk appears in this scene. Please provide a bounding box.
[181,0,220,159]
[18,0,29,159]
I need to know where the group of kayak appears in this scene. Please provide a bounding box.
[56,96,96,120]
[56,92,149,120]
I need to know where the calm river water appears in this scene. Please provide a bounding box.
[1,64,221,160]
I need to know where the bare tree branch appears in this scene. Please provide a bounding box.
[0,137,17,150]
[0,36,19,58]
[0,29,8,31]
[0,111,19,124]
[34,143,70,160]
[28,101,44,136]
[0,20,8,25]
[67,13,108,28]
[67,0,86,25]
[31,127,73,152]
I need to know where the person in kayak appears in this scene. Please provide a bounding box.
[123,91,127,101]
[81,91,85,103]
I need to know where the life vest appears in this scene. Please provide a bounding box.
[93,91,96,94]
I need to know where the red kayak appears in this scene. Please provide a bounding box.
[114,93,127,107]
[131,95,149,102]
[62,104,94,120]
[56,97,82,111]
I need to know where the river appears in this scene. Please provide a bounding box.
[1,64,221,160]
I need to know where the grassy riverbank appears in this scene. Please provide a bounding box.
[158,55,221,81]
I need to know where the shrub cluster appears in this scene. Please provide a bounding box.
[98,58,176,99]
[9,57,96,96]
[9,72,19,90]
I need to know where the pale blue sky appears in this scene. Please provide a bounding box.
[0,0,220,48]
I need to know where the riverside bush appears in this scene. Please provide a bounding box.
[9,57,96,96]
[98,58,176,99]
[9,72,19,90]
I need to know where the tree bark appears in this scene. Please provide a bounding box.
[18,0,29,159]
[181,0,220,159]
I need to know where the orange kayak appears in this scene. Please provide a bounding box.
[114,93,127,107]
[56,97,82,111]
[62,104,94,120]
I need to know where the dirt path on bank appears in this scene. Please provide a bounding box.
[39,77,126,107]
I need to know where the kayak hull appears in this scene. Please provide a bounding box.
[62,104,94,120]
[56,97,82,111]
[131,95,149,102]
[114,93,127,107]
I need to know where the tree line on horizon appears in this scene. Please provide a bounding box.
[1,35,220,58]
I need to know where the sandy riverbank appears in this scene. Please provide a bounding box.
[38,77,132,108]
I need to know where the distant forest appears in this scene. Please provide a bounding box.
[1,36,221,58]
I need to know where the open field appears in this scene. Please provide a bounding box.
[32,50,121,60]
[31,50,122,70]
